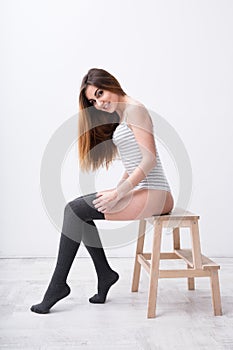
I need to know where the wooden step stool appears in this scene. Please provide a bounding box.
[131,207,222,318]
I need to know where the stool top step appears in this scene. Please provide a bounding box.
[151,207,200,220]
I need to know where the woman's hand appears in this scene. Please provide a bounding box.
[92,189,119,213]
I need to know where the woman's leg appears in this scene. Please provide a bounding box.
[30,192,119,314]
[66,193,119,304]
[104,189,174,221]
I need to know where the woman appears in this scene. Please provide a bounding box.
[30,68,174,314]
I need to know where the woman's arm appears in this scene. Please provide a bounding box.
[116,105,157,200]
[117,170,129,186]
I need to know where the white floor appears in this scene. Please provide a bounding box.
[0,257,233,350]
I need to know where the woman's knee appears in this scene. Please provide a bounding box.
[64,194,97,220]
[61,198,86,242]
[63,193,104,222]
[64,197,87,222]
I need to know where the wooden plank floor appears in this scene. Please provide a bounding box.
[0,257,233,349]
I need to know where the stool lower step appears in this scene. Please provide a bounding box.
[137,252,218,278]
[139,250,220,270]
[174,249,220,270]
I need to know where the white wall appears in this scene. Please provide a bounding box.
[1,0,233,258]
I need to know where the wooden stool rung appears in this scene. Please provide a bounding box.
[138,254,150,273]
[141,252,180,260]
[159,269,210,278]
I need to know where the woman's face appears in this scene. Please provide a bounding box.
[85,85,120,113]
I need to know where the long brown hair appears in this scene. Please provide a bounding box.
[78,68,127,172]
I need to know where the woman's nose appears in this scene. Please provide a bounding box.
[96,99,103,108]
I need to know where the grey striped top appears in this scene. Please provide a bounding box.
[112,119,171,192]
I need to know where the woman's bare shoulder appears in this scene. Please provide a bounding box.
[125,97,146,110]
[124,99,152,131]
[125,98,150,119]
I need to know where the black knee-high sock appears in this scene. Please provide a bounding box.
[63,193,119,303]
[30,233,80,314]
[30,193,119,313]
[82,220,119,303]
[30,199,87,314]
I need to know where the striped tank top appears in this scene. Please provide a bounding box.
[112,117,171,192]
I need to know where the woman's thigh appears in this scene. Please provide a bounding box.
[104,189,174,221]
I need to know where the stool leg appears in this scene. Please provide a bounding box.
[131,219,147,292]
[187,264,195,290]
[190,220,202,269]
[210,269,222,316]
[147,220,162,318]
[173,227,180,250]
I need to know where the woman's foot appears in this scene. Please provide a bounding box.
[89,270,119,304]
[30,282,71,314]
